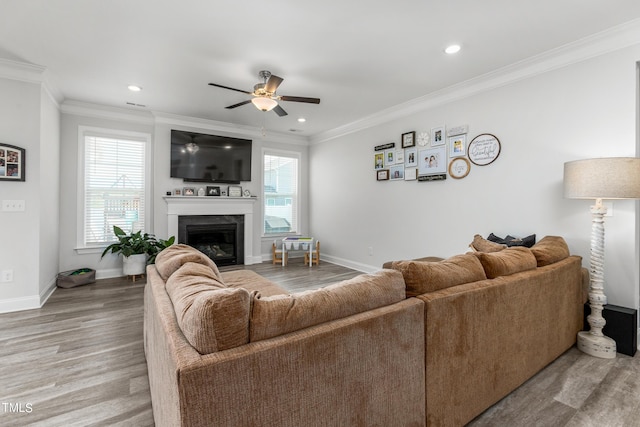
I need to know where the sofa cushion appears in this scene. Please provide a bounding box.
[249,269,406,342]
[469,234,506,252]
[165,262,250,354]
[155,244,223,282]
[388,254,487,297]
[530,235,570,267]
[474,246,537,279]
[221,270,288,297]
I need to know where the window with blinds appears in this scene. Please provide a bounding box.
[82,132,148,246]
[263,151,299,235]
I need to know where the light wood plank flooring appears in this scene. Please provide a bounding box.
[0,260,639,426]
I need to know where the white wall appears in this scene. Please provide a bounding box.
[310,44,640,311]
[0,61,60,312]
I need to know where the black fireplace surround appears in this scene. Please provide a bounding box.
[178,215,244,266]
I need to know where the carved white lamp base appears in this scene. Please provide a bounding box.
[579,202,616,359]
[577,331,616,359]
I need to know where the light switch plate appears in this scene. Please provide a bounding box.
[2,200,25,212]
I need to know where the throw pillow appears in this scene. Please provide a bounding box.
[473,246,537,279]
[469,234,506,252]
[155,243,224,282]
[250,269,406,342]
[530,235,570,267]
[165,262,250,354]
[488,233,536,248]
[388,254,487,297]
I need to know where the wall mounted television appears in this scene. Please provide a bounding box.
[170,130,252,184]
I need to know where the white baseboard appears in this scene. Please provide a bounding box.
[319,254,378,273]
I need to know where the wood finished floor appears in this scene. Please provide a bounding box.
[0,259,638,426]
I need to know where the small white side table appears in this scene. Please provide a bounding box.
[282,237,314,267]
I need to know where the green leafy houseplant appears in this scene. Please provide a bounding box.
[101,225,175,264]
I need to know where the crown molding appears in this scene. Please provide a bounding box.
[0,58,46,84]
[310,18,640,145]
[152,111,309,146]
[61,99,156,125]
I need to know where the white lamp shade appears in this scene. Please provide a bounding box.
[251,97,278,112]
[564,157,640,200]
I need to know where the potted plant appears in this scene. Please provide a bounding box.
[101,226,175,275]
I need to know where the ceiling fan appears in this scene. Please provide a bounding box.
[208,70,320,117]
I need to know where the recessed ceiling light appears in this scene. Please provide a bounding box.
[297,117,306,123]
[127,85,142,92]
[444,44,461,54]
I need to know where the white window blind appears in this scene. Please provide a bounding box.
[83,134,147,246]
[263,152,299,235]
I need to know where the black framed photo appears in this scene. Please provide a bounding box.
[401,131,416,148]
[0,143,25,182]
[206,186,221,196]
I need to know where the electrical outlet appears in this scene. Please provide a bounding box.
[2,200,25,212]
[1,270,13,282]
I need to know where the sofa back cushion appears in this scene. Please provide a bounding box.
[387,254,487,297]
[165,262,250,354]
[155,244,223,282]
[530,235,570,267]
[250,269,406,342]
[474,246,538,279]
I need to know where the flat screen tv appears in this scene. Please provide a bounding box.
[170,130,252,184]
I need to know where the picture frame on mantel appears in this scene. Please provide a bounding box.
[206,186,221,196]
[0,143,26,181]
[228,186,242,197]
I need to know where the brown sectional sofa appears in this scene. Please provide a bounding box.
[144,237,586,427]
[144,245,426,427]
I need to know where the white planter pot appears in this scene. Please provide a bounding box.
[122,253,147,276]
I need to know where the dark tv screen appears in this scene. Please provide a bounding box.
[170,130,252,183]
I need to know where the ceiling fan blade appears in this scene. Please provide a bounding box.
[265,75,284,93]
[273,105,288,117]
[279,95,321,104]
[208,83,252,94]
[226,99,252,109]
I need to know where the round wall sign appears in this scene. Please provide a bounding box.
[449,157,471,179]
[468,134,501,166]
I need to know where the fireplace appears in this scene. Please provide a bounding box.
[178,215,244,266]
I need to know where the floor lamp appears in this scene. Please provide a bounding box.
[564,157,640,359]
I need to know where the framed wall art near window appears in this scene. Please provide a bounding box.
[401,131,416,148]
[377,169,389,181]
[0,143,25,181]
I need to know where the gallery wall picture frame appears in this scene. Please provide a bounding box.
[377,169,390,181]
[405,167,418,181]
[418,146,447,177]
[449,157,471,179]
[389,165,404,180]
[206,186,221,196]
[394,150,404,164]
[468,133,501,166]
[0,143,25,181]
[448,134,467,157]
[374,152,385,170]
[405,147,418,168]
[401,131,416,148]
[431,126,446,147]
[384,149,395,165]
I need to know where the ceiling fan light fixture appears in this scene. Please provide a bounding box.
[251,97,278,112]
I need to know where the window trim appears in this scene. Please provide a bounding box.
[261,148,301,238]
[76,126,152,251]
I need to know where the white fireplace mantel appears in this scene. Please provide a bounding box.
[164,196,259,264]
